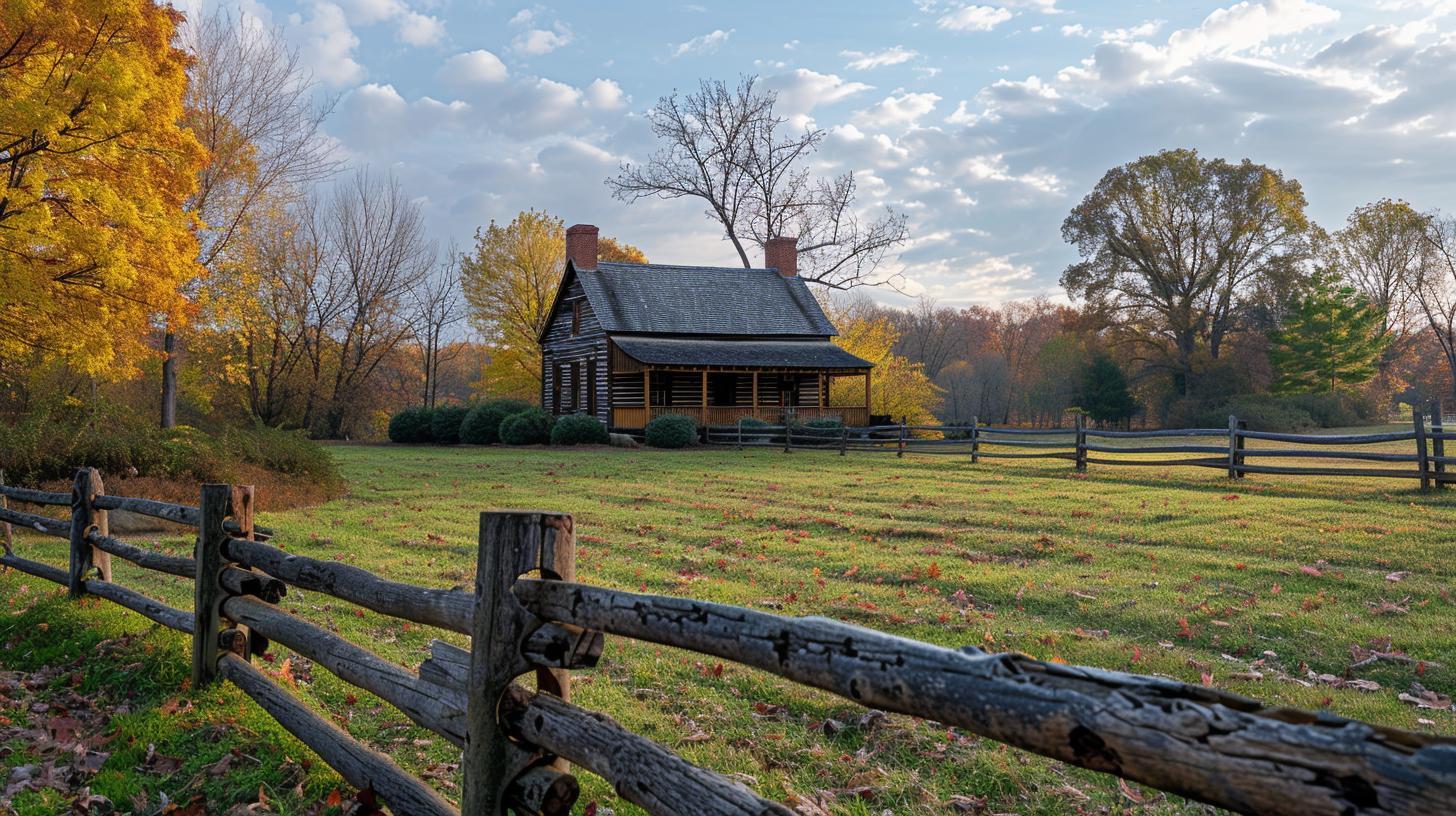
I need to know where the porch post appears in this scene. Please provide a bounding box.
[751,372,759,421]
[642,368,650,424]
[701,370,708,420]
[864,372,872,423]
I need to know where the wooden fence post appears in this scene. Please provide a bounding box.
[1074,414,1087,472]
[970,416,979,464]
[463,511,576,815]
[1,470,12,555]
[784,421,792,454]
[839,425,848,456]
[737,418,743,450]
[68,467,111,596]
[192,484,233,687]
[897,416,906,458]
[1235,420,1247,478]
[1226,415,1240,479]
[1415,407,1430,492]
[1431,400,1446,488]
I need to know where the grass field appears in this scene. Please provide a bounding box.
[3,441,1455,815]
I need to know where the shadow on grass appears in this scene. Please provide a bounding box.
[0,585,345,815]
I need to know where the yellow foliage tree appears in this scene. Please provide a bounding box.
[826,298,942,424]
[461,211,645,399]
[0,0,205,376]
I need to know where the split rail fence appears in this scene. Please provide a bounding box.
[708,402,1455,489]
[1,471,1455,814]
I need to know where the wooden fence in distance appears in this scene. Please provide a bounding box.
[2,472,1456,814]
[707,402,1456,489]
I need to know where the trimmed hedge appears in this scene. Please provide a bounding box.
[645,413,697,449]
[387,407,435,443]
[430,405,470,445]
[460,399,534,445]
[550,414,609,446]
[500,408,554,445]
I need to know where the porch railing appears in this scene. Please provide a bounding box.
[611,405,868,429]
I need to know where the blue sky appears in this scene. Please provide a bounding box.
[184,0,1456,306]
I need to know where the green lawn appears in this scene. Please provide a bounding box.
[3,442,1455,814]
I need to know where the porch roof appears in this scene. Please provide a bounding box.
[614,337,872,370]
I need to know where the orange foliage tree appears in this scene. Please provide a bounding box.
[0,0,205,376]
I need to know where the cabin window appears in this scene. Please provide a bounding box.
[570,301,582,335]
[569,362,581,411]
[552,364,562,414]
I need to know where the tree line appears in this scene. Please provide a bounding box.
[3,1,1450,438]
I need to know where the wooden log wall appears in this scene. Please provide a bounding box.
[541,279,609,423]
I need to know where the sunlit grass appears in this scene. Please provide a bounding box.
[3,441,1454,814]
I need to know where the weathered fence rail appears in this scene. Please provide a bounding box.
[2,471,1455,814]
[707,401,1456,489]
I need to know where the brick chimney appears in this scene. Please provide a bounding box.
[764,236,798,277]
[566,223,599,270]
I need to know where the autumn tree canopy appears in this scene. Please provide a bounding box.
[0,0,205,375]
[1061,149,1310,395]
[460,210,645,399]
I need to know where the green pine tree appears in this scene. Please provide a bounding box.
[1081,353,1139,425]
[1268,274,1390,394]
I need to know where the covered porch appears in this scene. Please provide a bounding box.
[608,337,872,430]
[610,368,871,429]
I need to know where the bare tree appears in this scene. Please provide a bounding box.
[1334,199,1431,338]
[609,76,908,289]
[1410,213,1456,402]
[891,297,965,380]
[408,248,468,409]
[231,201,332,427]
[161,9,340,428]
[314,169,434,438]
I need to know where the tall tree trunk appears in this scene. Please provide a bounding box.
[160,328,178,429]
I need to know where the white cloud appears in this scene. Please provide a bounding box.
[396,11,445,46]
[508,7,536,26]
[842,46,919,70]
[856,91,943,127]
[673,28,733,58]
[585,78,627,110]
[441,50,508,84]
[760,69,873,128]
[513,26,573,56]
[290,1,365,86]
[937,5,1013,32]
[333,0,445,47]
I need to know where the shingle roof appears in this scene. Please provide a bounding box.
[575,261,837,336]
[612,337,872,369]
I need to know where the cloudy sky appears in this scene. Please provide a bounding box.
[187,0,1456,307]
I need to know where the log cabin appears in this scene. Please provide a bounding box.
[537,224,874,431]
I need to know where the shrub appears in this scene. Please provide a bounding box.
[550,414,609,446]
[736,416,778,445]
[645,413,697,449]
[387,407,435,443]
[221,425,341,488]
[499,408,554,445]
[791,416,843,447]
[460,399,535,445]
[0,400,340,489]
[430,405,471,445]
